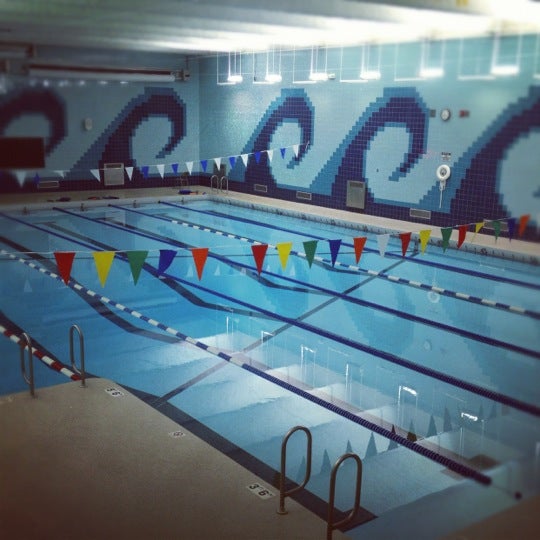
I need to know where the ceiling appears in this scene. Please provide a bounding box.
[1,0,540,71]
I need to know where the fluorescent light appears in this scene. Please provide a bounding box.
[401,386,418,397]
[27,64,175,82]
[461,412,478,422]
[309,71,329,81]
[490,64,519,76]
[227,73,243,83]
[360,69,381,80]
[420,66,445,78]
[264,73,282,83]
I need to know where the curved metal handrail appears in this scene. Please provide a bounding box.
[69,324,86,387]
[210,174,219,192]
[277,425,312,515]
[327,453,362,540]
[220,175,229,194]
[19,332,35,397]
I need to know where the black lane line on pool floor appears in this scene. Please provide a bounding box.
[161,201,540,291]
[99,206,540,359]
[5,210,539,418]
[121,203,540,321]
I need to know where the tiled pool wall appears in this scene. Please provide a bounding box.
[1,35,539,242]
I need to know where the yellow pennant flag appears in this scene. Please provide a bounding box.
[93,251,116,287]
[276,242,293,270]
[419,229,431,254]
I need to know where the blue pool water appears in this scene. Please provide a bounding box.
[1,198,539,537]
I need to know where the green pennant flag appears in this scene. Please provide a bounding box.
[441,227,453,252]
[303,240,318,267]
[492,220,501,241]
[127,250,148,285]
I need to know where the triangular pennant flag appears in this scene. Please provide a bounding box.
[276,242,293,270]
[53,170,65,178]
[191,247,209,280]
[254,151,261,164]
[280,147,287,159]
[443,407,453,431]
[387,425,398,451]
[441,227,453,251]
[457,224,468,248]
[320,450,331,474]
[15,171,26,187]
[251,244,268,275]
[419,229,431,254]
[353,236,367,264]
[186,161,194,175]
[492,220,501,241]
[54,251,76,285]
[399,232,411,257]
[141,165,149,179]
[200,160,208,172]
[364,432,378,459]
[157,249,176,275]
[303,240,318,267]
[376,233,390,258]
[266,149,273,162]
[292,144,299,157]
[91,169,101,182]
[171,163,179,174]
[506,217,516,241]
[33,173,40,185]
[214,157,221,169]
[426,415,438,438]
[240,154,249,166]
[229,156,237,169]
[127,250,148,285]
[92,251,115,287]
[472,221,484,241]
[518,214,530,237]
[328,239,341,267]
[156,164,165,178]
[346,440,353,454]
[125,166,134,181]
[23,279,32,293]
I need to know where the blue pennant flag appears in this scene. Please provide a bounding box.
[229,156,236,168]
[255,151,262,164]
[157,249,176,275]
[141,165,149,179]
[171,163,179,174]
[200,159,208,172]
[280,148,287,159]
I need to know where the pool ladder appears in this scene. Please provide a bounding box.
[18,324,86,396]
[277,425,363,539]
[210,174,229,194]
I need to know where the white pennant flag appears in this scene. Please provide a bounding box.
[292,144,300,157]
[53,170,65,178]
[240,154,249,167]
[156,164,165,178]
[377,234,390,258]
[15,171,26,187]
[125,167,133,180]
[186,161,193,175]
[91,169,101,182]
[266,150,273,162]
[214,157,221,169]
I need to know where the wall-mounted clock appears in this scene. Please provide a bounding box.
[440,108,451,121]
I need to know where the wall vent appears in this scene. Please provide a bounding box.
[483,219,508,231]
[296,191,312,201]
[346,180,366,209]
[409,208,432,220]
[36,180,59,190]
[103,163,124,186]
[254,184,268,193]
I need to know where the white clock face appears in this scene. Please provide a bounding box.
[441,108,451,121]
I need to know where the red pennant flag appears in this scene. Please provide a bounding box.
[399,232,412,257]
[518,214,530,237]
[251,244,268,275]
[457,224,468,248]
[54,251,76,285]
[191,248,209,280]
[353,237,367,264]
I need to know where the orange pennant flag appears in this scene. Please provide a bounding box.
[54,251,76,285]
[518,214,530,237]
[457,224,468,248]
[353,237,367,264]
[92,251,115,287]
[399,232,412,257]
[191,247,209,280]
[251,244,268,275]
[419,230,431,254]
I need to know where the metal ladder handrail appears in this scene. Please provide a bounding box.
[277,425,312,515]
[69,324,86,387]
[210,174,219,192]
[326,452,362,540]
[19,332,35,397]
[219,175,229,194]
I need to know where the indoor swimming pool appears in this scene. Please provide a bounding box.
[1,197,539,538]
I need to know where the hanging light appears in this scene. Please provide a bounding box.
[227,51,243,83]
[265,46,282,83]
[308,45,329,82]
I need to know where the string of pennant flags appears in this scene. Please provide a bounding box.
[12,142,308,186]
[42,212,530,288]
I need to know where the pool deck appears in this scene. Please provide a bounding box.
[0,378,348,540]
